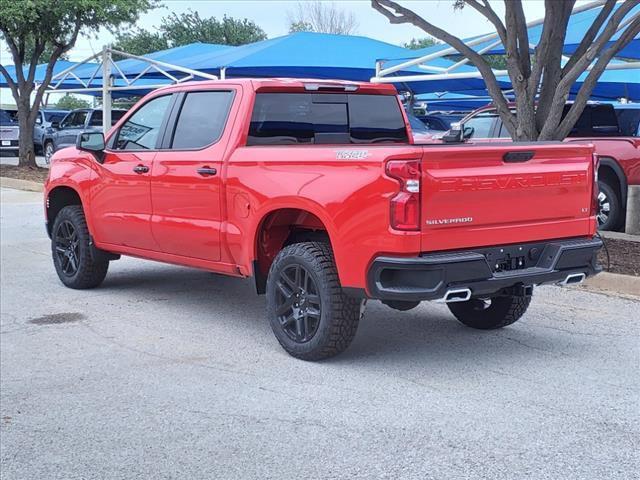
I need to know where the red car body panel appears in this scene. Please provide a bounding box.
[45,79,598,295]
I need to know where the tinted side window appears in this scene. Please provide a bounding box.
[348,95,407,143]
[248,93,408,146]
[116,95,172,150]
[171,91,234,149]
[64,111,87,128]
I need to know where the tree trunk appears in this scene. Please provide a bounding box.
[16,97,38,168]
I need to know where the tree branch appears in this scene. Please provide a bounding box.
[0,64,19,102]
[371,0,517,135]
[561,0,640,81]
[563,0,616,73]
[463,0,507,47]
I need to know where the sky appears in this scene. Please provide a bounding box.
[66,0,556,61]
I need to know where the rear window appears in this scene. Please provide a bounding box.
[563,104,620,136]
[247,93,408,146]
[615,108,640,137]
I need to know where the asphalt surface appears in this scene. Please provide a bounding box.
[1,187,639,480]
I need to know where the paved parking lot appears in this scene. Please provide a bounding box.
[1,187,639,479]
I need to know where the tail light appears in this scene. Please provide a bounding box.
[386,160,421,231]
[591,153,600,217]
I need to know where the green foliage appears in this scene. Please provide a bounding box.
[0,0,157,167]
[54,93,91,110]
[112,28,168,56]
[404,37,439,50]
[0,0,158,64]
[113,9,267,55]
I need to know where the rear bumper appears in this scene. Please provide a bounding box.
[367,237,602,301]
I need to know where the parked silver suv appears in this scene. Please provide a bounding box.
[42,108,127,163]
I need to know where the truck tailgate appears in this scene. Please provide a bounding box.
[421,143,595,252]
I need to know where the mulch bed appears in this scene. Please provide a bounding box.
[1,163,638,276]
[598,237,640,277]
[0,165,48,183]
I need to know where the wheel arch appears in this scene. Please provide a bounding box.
[598,156,628,209]
[46,185,84,237]
[252,204,337,294]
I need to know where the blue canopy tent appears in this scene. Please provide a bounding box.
[69,42,235,81]
[59,32,496,95]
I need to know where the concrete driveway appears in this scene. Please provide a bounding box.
[1,188,638,479]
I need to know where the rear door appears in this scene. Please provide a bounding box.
[150,88,237,262]
[421,143,595,252]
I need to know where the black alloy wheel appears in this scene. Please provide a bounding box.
[54,220,80,276]
[274,264,321,343]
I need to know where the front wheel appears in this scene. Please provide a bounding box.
[44,141,55,164]
[51,205,109,289]
[266,242,363,361]
[447,293,531,330]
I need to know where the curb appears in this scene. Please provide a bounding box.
[576,271,640,299]
[0,177,44,192]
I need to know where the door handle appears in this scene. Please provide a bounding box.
[133,164,149,174]
[197,167,217,176]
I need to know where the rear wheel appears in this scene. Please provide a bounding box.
[447,294,531,330]
[51,205,109,289]
[266,242,363,360]
[597,181,621,231]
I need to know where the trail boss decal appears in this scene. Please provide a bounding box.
[336,150,370,160]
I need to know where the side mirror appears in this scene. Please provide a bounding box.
[50,121,60,129]
[76,131,105,162]
[463,126,474,139]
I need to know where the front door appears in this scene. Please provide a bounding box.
[90,94,174,250]
[151,89,237,262]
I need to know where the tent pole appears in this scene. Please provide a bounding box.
[101,46,112,135]
[220,67,226,80]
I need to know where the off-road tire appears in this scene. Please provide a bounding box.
[447,294,531,330]
[266,241,363,360]
[51,205,109,289]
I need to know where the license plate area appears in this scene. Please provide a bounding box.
[474,242,548,273]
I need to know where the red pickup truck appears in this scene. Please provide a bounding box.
[45,79,602,360]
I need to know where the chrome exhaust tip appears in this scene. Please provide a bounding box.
[436,288,472,303]
[559,273,586,286]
